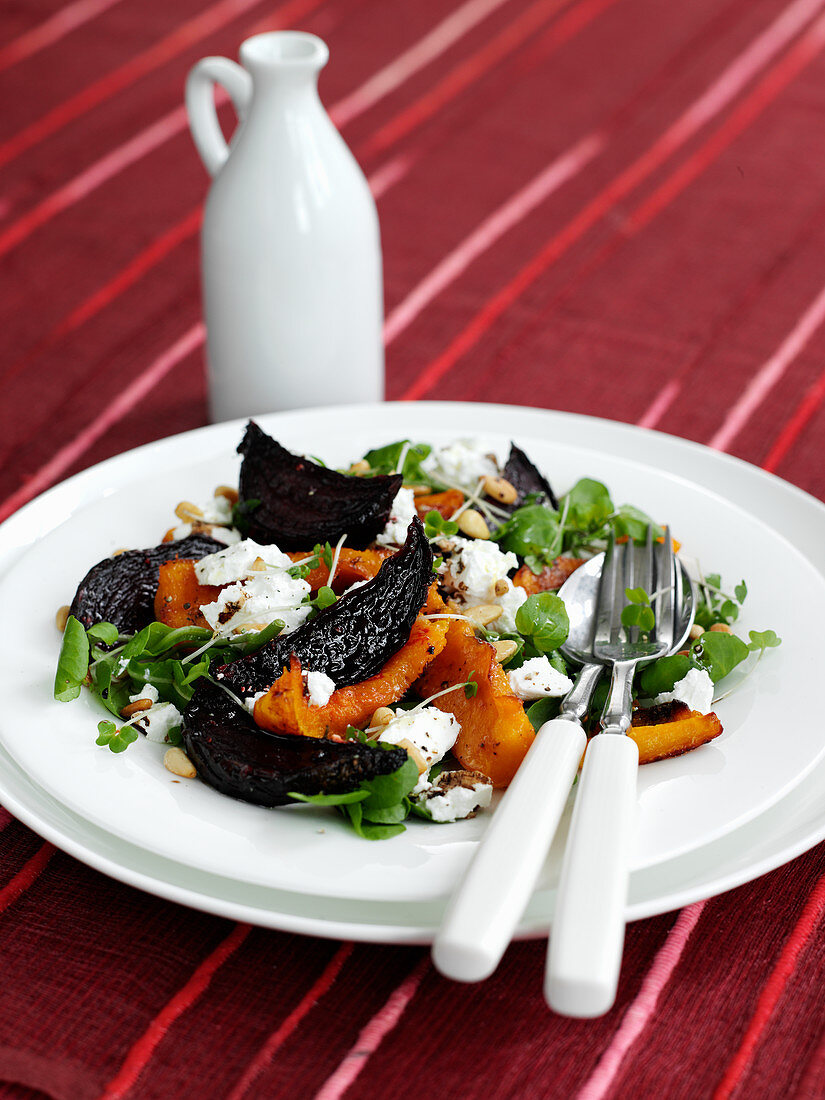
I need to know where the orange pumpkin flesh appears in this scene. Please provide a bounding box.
[414,489,464,521]
[254,587,450,738]
[629,703,723,764]
[154,559,221,628]
[513,557,585,595]
[414,621,534,787]
[286,547,386,594]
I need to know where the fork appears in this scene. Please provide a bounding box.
[545,526,680,1017]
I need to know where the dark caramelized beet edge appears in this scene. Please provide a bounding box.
[183,680,408,808]
[502,442,558,510]
[238,421,403,549]
[68,534,224,634]
[217,517,432,697]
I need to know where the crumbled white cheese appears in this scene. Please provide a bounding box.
[508,656,573,700]
[194,538,294,586]
[304,670,336,707]
[655,668,714,714]
[199,495,235,525]
[200,572,310,636]
[128,687,182,744]
[170,522,240,545]
[422,440,498,489]
[415,780,493,822]
[379,707,461,770]
[445,538,527,631]
[376,488,417,547]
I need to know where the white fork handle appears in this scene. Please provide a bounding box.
[545,733,639,1017]
[433,716,586,983]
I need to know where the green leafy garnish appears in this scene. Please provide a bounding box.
[311,586,337,611]
[748,629,781,653]
[525,696,562,732]
[464,675,479,699]
[515,593,569,654]
[561,478,613,531]
[423,510,459,540]
[95,720,139,754]
[54,616,90,702]
[362,441,434,484]
[86,621,119,646]
[231,497,260,536]
[494,504,561,570]
[639,654,693,696]
[621,587,655,634]
[690,631,750,683]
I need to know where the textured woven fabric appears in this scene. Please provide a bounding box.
[1,0,825,1096]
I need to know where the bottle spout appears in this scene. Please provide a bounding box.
[240,31,329,82]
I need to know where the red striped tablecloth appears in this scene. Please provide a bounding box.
[2,0,825,1096]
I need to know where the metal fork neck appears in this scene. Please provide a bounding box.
[600,660,636,735]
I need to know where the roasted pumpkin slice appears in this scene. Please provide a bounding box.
[216,517,433,697]
[182,680,409,808]
[502,442,558,510]
[69,534,224,634]
[287,547,387,594]
[629,701,723,764]
[237,421,402,549]
[415,620,534,787]
[255,598,450,737]
[513,557,584,595]
[414,489,464,521]
[154,559,221,628]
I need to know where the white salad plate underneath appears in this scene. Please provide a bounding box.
[0,403,822,937]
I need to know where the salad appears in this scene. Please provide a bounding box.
[54,422,781,840]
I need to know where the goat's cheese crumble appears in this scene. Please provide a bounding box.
[508,657,573,700]
[422,440,497,489]
[444,538,527,632]
[418,781,493,823]
[655,668,714,714]
[304,670,337,707]
[128,686,183,744]
[376,487,418,547]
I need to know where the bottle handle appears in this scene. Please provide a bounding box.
[185,57,253,176]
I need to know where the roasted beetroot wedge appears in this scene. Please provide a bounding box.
[182,680,408,807]
[502,442,558,510]
[69,534,225,634]
[237,421,402,549]
[216,516,432,697]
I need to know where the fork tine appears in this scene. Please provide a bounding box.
[655,526,676,646]
[641,524,655,595]
[593,532,619,646]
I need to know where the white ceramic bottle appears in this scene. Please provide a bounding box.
[186,31,384,422]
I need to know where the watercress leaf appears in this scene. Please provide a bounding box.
[515,592,570,653]
[95,720,116,746]
[352,819,407,840]
[109,727,139,753]
[691,631,749,683]
[237,619,285,654]
[705,574,722,590]
[423,510,459,540]
[720,599,739,622]
[735,580,748,604]
[166,725,183,747]
[362,800,409,825]
[620,603,655,633]
[525,696,561,732]
[359,755,419,813]
[409,800,434,821]
[464,676,479,699]
[313,586,337,610]
[54,616,90,702]
[363,440,434,484]
[613,505,663,543]
[748,629,781,652]
[288,789,370,806]
[86,622,119,645]
[493,504,560,564]
[624,587,650,605]
[638,654,693,696]
[561,478,613,530]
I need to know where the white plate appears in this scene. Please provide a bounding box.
[0,404,821,909]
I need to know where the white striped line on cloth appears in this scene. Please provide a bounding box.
[0,0,127,74]
[0,0,517,259]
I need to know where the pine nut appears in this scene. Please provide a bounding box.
[55,605,70,632]
[395,738,428,774]
[121,699,153,718]
[465,604,502,626]
[250,557,267,571]
[164,747,197,778]
[689,624,705,640]
[371,706,394,729]
[494,578,509,597]
[408,484,433,496]
[493,639,518,663]
[112,548,129,557]
[349,459,370,474]
[710,623,731,633]
[214,485,239,505]
[175,501,203,521]
[457,509,490,540]
[482,475,518,504]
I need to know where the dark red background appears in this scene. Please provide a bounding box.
[1,0,825,1095]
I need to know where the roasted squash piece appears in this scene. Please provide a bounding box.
[154,559,221,628]
[414,489,464,521]
[254,602,450,738]
[286,548,387,594]
[629,702,723,764]
[513,557,584,595]
[415,621,534,787]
